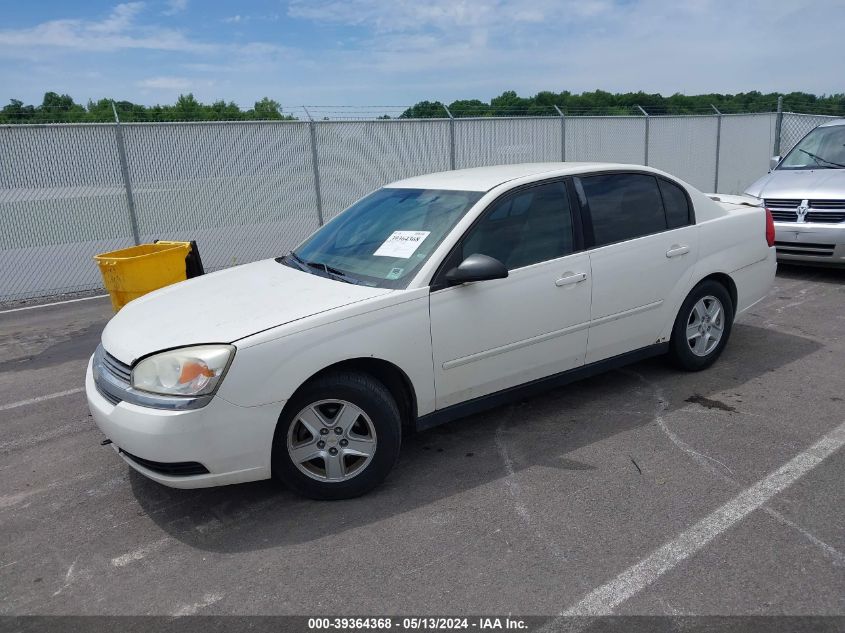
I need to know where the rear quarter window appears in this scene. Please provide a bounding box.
[659,179,693,228]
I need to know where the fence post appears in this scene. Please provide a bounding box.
[554,105,566,162]
[303,106,325,226]
[636,105,649,165]
[443,104,455,170]
[711,104,722,193]
[773,95,784,157]
[111,102,140,245]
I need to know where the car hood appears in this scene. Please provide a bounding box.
[745,168,845,199]
[101,259,391,364]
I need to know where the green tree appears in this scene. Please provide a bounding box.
[1,90,843,125]
[247,97,291,120]
[448,99,490,117]
[36,92,86,122]
[172,93,202,120]
[399,100,449,118]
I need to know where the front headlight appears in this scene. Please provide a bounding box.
[131,345,235,397]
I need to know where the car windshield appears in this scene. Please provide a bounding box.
[779,124,845,170]
[286,188,483,288]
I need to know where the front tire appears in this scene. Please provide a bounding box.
[272,371,401,500]
[668,280,734,371]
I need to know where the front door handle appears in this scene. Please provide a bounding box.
[555,272,587,287]
[666,244,690,258]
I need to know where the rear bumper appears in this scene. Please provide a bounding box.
[86,357,283,489]
[774,223,845,265]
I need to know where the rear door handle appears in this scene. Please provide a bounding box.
[555,272,587,287]
[666,245,690,258]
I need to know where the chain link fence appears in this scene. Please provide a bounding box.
[0,109,835,303]
[778,113,839,157]
[316,120,452,222]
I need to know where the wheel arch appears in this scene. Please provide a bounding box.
[696,272,738,317]
[285,357,419,434]
[667,272,736,371]
[660,270,738,346]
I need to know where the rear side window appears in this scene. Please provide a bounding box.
[579,173,666,246]
[659,179,692,229]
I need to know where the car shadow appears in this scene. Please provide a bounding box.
[130,322,822,552]
[775,263,845,284]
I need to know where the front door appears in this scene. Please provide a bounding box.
[429,180,592,409]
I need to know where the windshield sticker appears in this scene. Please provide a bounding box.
[373,230,431,258]
[386,267,404,280]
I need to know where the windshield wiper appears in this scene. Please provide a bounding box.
[283,250,310,271]
[284,251,364,285]
[306,260,344,276]
[798,148,845,169]
[308,263,366,286]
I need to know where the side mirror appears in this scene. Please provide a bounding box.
[769,155,781,171]
[445,253,508,285]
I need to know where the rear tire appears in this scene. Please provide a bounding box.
[272,371,401,500]
[668,280,734,371]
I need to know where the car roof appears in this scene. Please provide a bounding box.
[819,118,845,128]
[384,162,645,192]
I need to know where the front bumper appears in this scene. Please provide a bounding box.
[86,357,283,489]
[774,222,845,265]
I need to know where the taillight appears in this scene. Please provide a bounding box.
[765,208,775,247]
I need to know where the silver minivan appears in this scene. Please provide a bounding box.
[745,119,845,266]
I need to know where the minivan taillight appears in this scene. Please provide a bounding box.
[765,208,775,247]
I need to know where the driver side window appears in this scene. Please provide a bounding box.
[460,181,574,270]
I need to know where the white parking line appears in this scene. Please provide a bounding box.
[0,388,85,412]
[561,419,845,616]
[111,537,173,567]
[172,592,224,616]
[627,368,844,566]
[0,294,109,314]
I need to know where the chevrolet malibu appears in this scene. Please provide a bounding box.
[87,163,776,499]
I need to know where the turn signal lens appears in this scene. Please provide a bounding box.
[180,360,214,383]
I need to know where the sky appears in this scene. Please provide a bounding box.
[0,0,841,111]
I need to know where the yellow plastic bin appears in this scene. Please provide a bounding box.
[94,241,193,312]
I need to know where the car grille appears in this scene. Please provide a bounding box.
[774,241,835,257]
[765,199,845,223]
[769,209,799,222]
[764,199,802,208]
[806,212,845,222]
[93,344,131,405]
[102,351,132,383]
[119,449,210,476]
[810,199,845,209]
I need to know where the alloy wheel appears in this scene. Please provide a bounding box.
[286,399,377,482]
[686,295,724,357]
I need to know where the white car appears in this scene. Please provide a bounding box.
[87,163,776,499]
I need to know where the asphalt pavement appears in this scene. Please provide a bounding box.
[1,265,843,617]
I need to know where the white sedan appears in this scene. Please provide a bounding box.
[87,163,776,499]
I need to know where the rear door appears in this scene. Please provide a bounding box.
[429,180,591,409]
[575,172,699,364]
